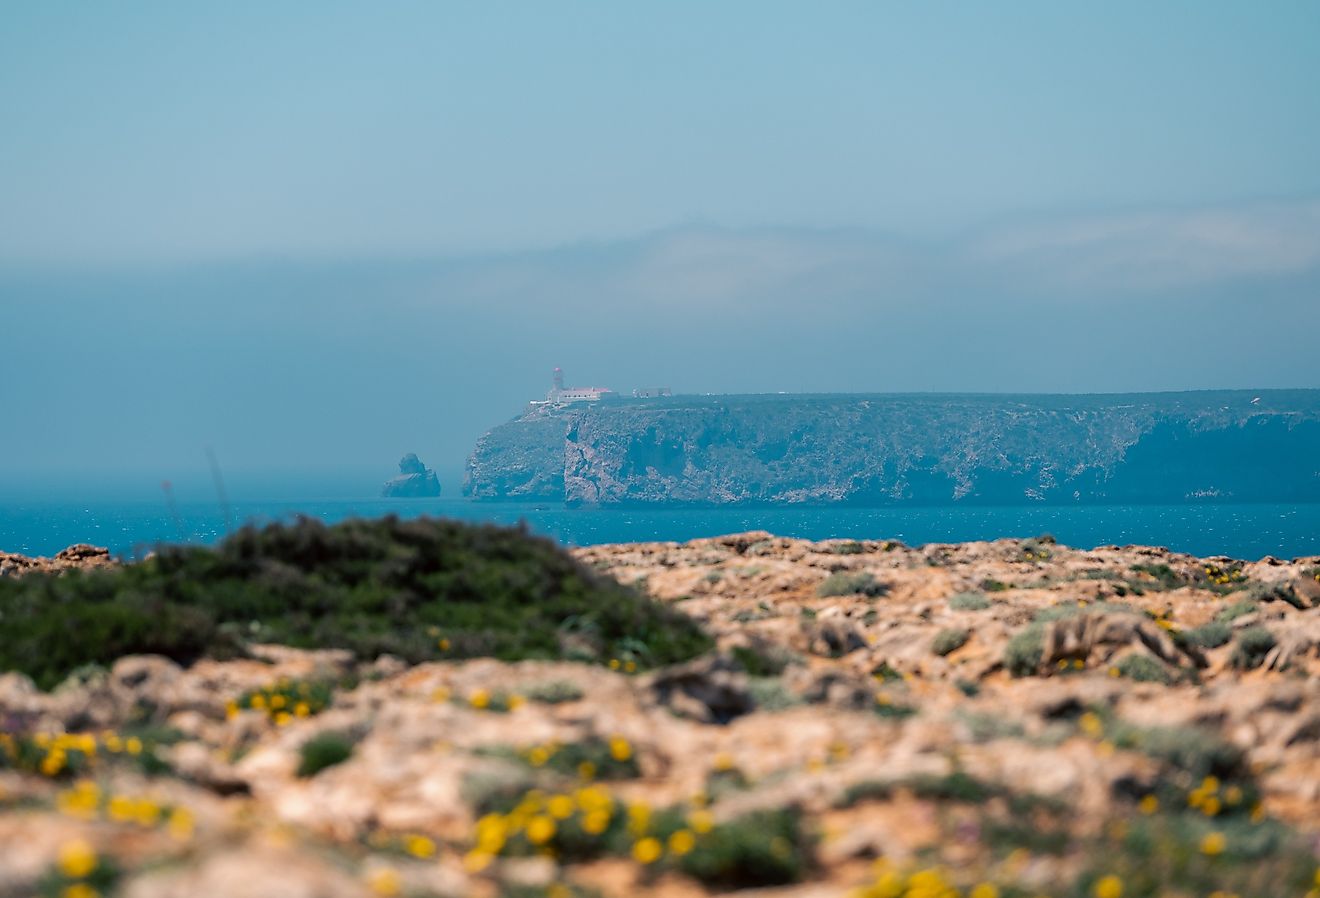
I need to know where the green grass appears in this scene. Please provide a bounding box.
[524,680,585,704]
[1114,653,1172,684]
[0,516,712,689]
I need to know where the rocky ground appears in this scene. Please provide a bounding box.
[2,534,1320,898]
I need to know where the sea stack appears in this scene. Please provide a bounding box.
[381,452,441,498]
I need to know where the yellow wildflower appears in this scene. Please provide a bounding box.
[1202,796,1222,817]
[405,834,436,859]
[133,798,161,827]
[124,736,143,756]
[168,807,195,840]
[366,867,401,896]
[970,884,1000,898]
[57,839,97,878]
[624,660,637,673]
[609,736,632,762]
[463,850,493,872]
[547,795,575,820]
[249,694,267,711]
[527,815,556,845]
[1201,831,1226,856]
[225,701,239,719]
[582,810,611,835]
[507,694,525,710]
[627,802,651,835]
[108,795,134,822]
[688,809,714,834]
[667,829,696,856]
[1138,795,1159,815]
[608,658,621,670]
[274,712,292,727]
[102,734,123,753]
[632,836,663,864]
[62,885,99,898]
[430,686,450,703]
[269,694,286,710]
[469,689,490,710]
[577,761,597,780]
[1079,712,1103,738]
[1093,874,1123,898]
[41,751,66,777]
[438,638,451,651]
[528,746,551,767]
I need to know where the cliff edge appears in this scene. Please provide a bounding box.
[465,389,1320,506]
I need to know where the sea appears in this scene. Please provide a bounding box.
[2,497,1319,562]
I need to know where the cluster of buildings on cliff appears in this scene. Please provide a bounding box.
[531,367,671,408]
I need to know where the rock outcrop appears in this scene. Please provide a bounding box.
[381,453,441,498]
[465,389,1320,506]
[2,533,1319,897]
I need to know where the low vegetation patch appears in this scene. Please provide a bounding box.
[1180,621,1232,649]
[1229,627,1276,670]
[296,731,356,777]
[1003,624,1044,676]
[0,516,712,689]
[931,627,969,656]
[947,592,990,611]
[1113,653,1172,684]
[524,680,585,705]
[815,571,887,598]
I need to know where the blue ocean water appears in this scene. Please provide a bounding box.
[1,498,1318,561]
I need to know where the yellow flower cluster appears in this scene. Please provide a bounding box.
[0,730,144,778]
[55,779,194,839]
[1187,775,1243,817]
[54,838,105,898]
[849,862,1002,898]
[1203,564,1245,587]
[231,678,329,726]
[463,785,705,874]
[463,688,524,712]
[607,658,638,673]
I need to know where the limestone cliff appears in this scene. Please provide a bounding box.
[464,390,1320,506]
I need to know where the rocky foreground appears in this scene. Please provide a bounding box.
[3,534,1320,898]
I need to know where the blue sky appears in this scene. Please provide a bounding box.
[2,3,1319,495]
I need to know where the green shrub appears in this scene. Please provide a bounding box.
[1182,621,1232,649]
[831,541,866,555]
[1003,624,1044,676]
[1114,653,1172,684]
[1230,627,1276,670]
[731,643,794,677]
[296,731,355,777]
[931,628,969,656]
[948,592,990,611]
[815,571,887,598]
[673,808,810,888]
[981,579,1011,592]
[0,516,712,689]
[1216,599,1257,623]
[1130,563,1183,590]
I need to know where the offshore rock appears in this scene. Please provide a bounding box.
[381,453,441,498]
[464,389,1320,506]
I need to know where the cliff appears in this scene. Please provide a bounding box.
[464,389,1320,506]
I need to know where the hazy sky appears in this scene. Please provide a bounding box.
[3,3,1319,497]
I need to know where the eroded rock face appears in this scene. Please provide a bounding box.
[381,453,441,498]
[464,389,1320,506]
[1,534,1319,897]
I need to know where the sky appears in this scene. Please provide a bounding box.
[2,2,1319,498]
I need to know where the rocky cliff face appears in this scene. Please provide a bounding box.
[464,390,1320,506]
